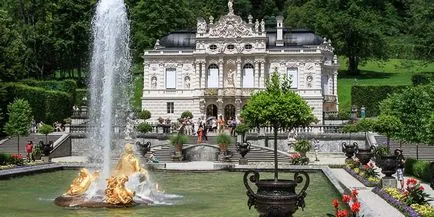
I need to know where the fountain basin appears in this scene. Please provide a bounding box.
[54,195,143,208]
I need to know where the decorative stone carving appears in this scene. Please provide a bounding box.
[153,39,160,50]
[151,76,157,88]
[306,75,313,88]
[255,19,259,33]
[197,17,207,34]
[260,19,265,33]
[248,15,253,24]
[216,98,224,105]
[209,16,214,25]
[199,99,206,112]
[228,0,234,15]
[184,76,191,89]
[209,13,254,38]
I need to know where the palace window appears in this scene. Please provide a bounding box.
[207,64,219,88]
[227,44,235,50]
[167,102,174,114]
[245,44,252,50]
[165,68,176,89]
[287,68,298,88]
[210,44,217,50]
[243,63,254,88]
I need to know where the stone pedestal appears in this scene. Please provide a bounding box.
[239,158,248,165]
[41,156,51,163]
[382,177,397,188]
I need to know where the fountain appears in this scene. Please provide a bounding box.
[55,0,175,207]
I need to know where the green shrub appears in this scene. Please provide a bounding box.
[22,79,77,105]
[351,85,408,117]
[4,83,72,123]
[234,123,250,135]
[0,152,11,165]
[169,134,188,146]
[405,158,432,183]
[404,158,417,176]
[216,133,232,148]
[136,122,153,134]
[181,111,193,119]
[138,110,151,120]
[411,73,434,86]
[294,139,311,156]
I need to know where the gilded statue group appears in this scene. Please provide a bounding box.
[64,143,149,205]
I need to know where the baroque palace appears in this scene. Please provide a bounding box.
[142,0,339,124]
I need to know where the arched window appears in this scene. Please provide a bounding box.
[243,63,254,88]
[207,64,219,88]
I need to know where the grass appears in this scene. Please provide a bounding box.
[337,58,434,112]
[0,170,343,217]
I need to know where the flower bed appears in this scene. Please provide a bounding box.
[373,178,434,217]
[344,160,381,187]
[0,152,45,171]
[373,187,421,217]
[288,153,309,165]
[328,189,362,217]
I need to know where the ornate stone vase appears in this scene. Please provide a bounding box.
[136,141,151,156]
[341,142,356,160]
[380,155,397,177]
[236,142,251,158]
[244,170,309,217]
[42,143,53,156]
[355,145,374,165]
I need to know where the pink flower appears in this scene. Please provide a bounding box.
[342,195,351,203]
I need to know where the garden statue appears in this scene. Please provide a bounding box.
[65,168,100,196]
[105,175,135,205]
[236,141,251,165]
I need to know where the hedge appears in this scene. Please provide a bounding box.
[404,158,433,183]
[4,83,72,123]
[22,79,77,105]
[351,85,408,117]
[411,72,434,86]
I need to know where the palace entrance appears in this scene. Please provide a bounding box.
[206,104,218,118]
[224,104,235,121]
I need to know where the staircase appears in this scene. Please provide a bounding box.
[375,136,434,161]
[0,134,63,156]
[143,143,289,163]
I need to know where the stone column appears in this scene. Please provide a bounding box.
[236,58,242,88]
[254,61,259,88]
[219,58,224,88]
[235,98,242,119]
[159,63,164,89]
[201,62,206,88]
[143,63,150,90]
[260,61,265,88]
[333,72,338,95]
[195,62,200,89]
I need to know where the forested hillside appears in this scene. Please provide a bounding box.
[0,0,432,82]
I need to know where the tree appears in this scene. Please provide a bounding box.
[4,99,33,154]
[0,9,27,81]
[285,0,388,75]
[241,70,316,181]
[373,115,402,149]
[380,84,434,145]
[38,124,54,144]
[181,111,193,119]
[138,110,151,120]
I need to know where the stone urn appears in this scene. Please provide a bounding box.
[380,155,397,177]
[136,141,151,156]
[355,145,374,165]
[236,142,251,165]
[341,142,356,162]
[244,170,310,217]
[42,141,53,156]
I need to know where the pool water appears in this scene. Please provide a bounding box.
[0,170,341,217]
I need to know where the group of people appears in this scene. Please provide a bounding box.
[30,119,64,133]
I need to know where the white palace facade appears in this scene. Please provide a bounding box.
[142,0,339,124]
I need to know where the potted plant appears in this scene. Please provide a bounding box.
[217,133,232,153]
[33,146,42,160]
[294,139,311,157]
[234,123,250,142]
[373,145,390,167]
[169,134,188,160]
[138,110,151,120]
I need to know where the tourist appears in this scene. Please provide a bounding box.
[217,115,225,134]
[197,123,203,144]
[148,151,159,163]
[25,141,34,162]
[230,117,237,136]
[211,118,217,132]
[31,119,36,133]
[227,117,233,136]
[201,118,208,143]
[395,149,406,190]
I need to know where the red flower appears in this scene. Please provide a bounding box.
[418,186,424,191]
[363,165,369,170]
[342,194,351,203]
[337,209,349,217]
[406,178,417,186]
[351,189,359,197]
[332,199,339,209]
[351,202,361,213]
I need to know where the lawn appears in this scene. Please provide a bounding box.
[337,58,434,112]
